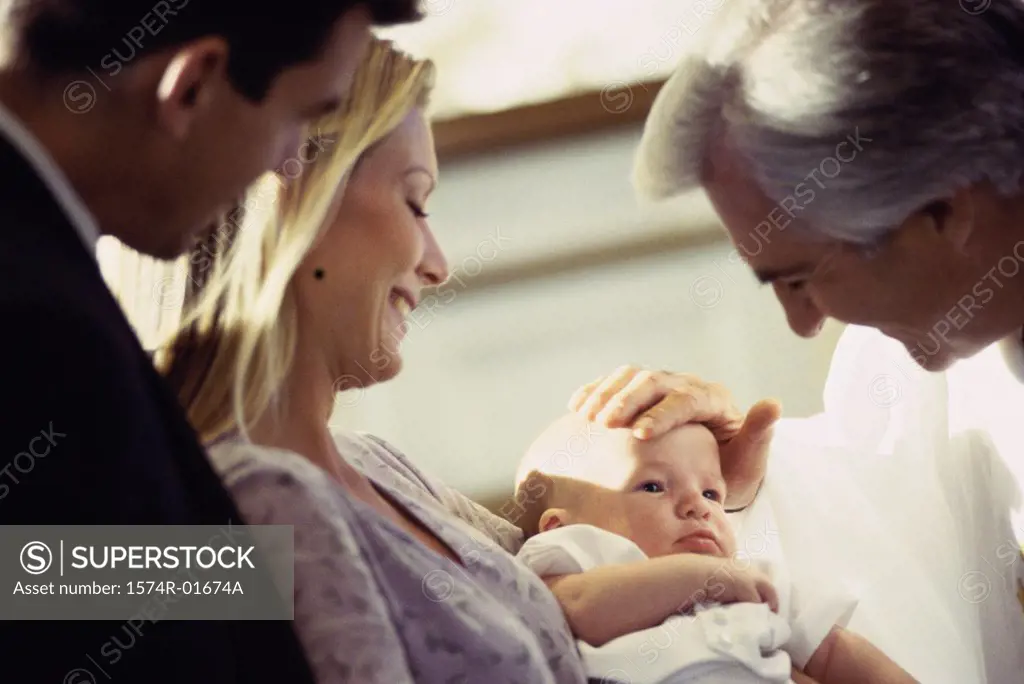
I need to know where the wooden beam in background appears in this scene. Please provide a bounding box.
[433,78,667,163]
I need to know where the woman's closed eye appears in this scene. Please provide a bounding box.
[406,200,429,219]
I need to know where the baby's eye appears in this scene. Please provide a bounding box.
[702,489,722,503]
[637,481,665,494]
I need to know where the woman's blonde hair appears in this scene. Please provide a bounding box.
[157,38,434,443]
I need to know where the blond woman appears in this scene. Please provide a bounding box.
[159,38,778,684]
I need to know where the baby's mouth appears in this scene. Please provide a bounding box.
[677,530,722,555]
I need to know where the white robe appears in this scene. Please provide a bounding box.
[516,524,801,684]
[758,325,1024,683]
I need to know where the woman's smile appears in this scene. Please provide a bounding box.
[387,289,414,341]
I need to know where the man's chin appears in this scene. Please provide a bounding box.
[113,230,191,262]
[905,343,958,372]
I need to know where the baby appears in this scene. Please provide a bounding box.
[512,413,915,684]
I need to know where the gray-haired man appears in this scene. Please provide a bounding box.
[633,1,1024,682]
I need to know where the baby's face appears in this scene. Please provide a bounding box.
[568,424,737,559]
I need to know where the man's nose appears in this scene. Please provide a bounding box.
[776,288,827,338]
[274,130,304,172]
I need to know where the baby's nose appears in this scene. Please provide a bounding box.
[678,495,712,520]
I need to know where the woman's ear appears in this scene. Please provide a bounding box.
[538,508,570,533]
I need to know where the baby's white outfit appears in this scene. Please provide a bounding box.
[517,523,857,684]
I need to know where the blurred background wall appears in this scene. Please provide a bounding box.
[99,0,846,510]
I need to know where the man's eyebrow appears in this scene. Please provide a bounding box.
[305,96,342,118]
[753,263,816,284]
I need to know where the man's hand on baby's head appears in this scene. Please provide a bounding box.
[570,367,739,435]
[568,366,781,510]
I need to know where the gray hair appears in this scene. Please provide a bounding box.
[633,0,1024,244]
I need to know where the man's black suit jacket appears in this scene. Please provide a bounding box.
[0,135,316,683]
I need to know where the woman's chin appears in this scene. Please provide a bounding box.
[376,357,403,383]
[365,349,404,384]
[368,320,408,380]
[330,348,404,398]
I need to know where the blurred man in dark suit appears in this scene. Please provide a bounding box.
[0,1,421,681]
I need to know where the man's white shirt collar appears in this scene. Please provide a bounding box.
[998,329,1024,385]
[0,99,100,258]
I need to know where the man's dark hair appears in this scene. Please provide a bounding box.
[16,0,422,100]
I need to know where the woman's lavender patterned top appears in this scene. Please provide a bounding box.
[207,431,586,684]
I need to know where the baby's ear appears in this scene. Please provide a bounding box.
[538,508,570,533]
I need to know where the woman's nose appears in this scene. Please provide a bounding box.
[417,226,449,286]
[776,287,827,338]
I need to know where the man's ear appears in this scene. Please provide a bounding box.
[155,37,230,139]
[923,186,976,252]
[538,508,570,533]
